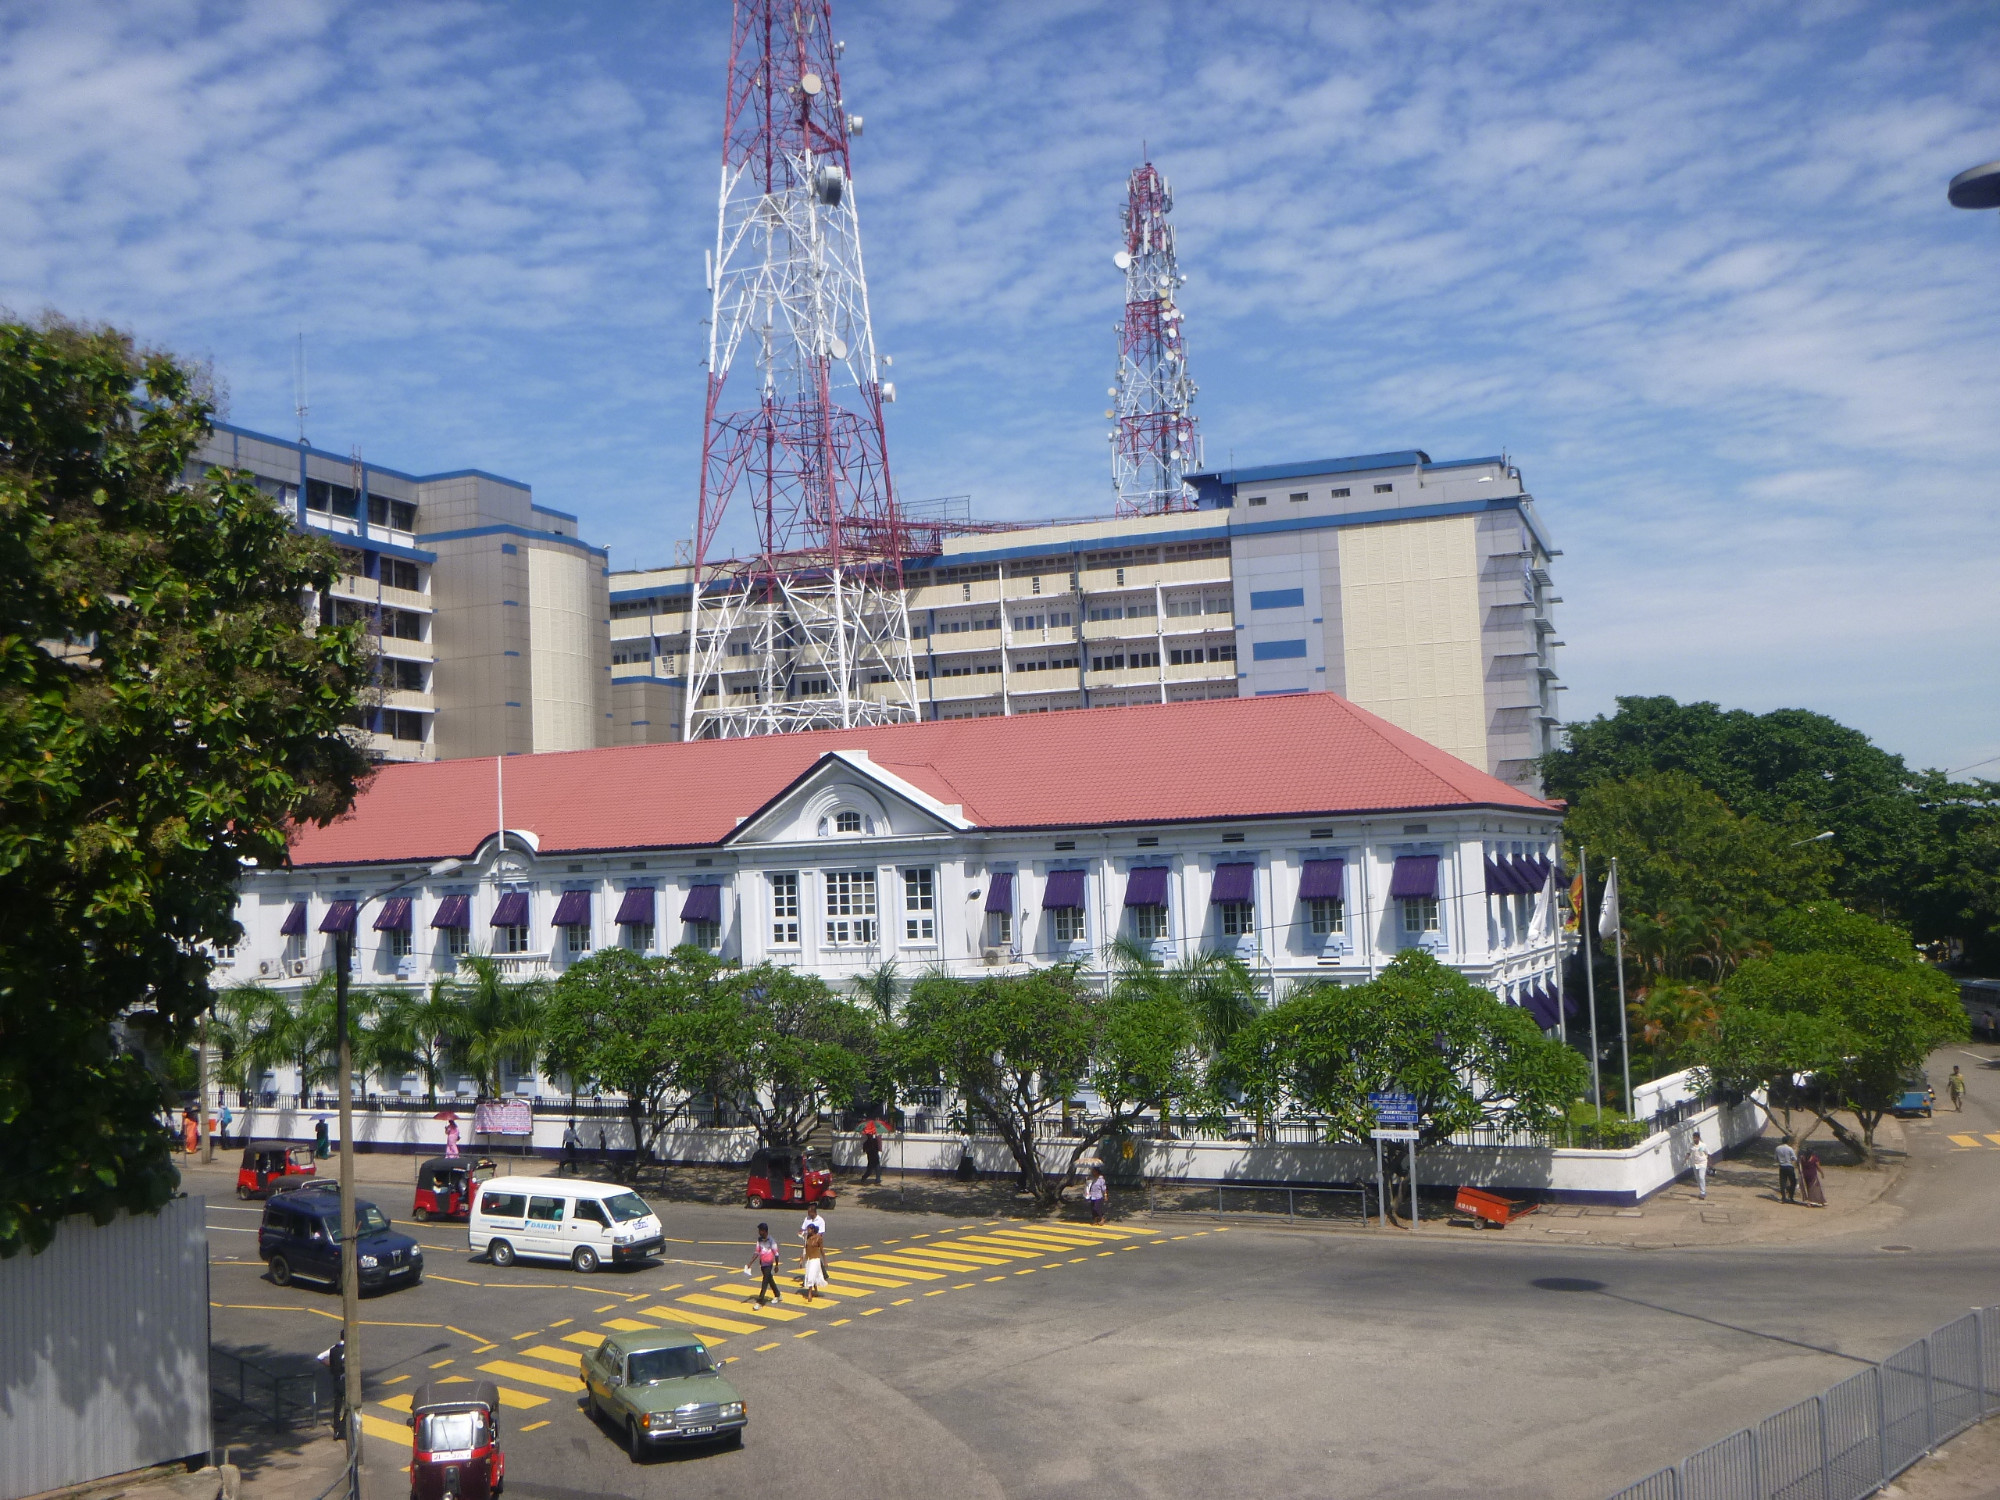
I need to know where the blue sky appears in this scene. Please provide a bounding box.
[3,0,1997,774]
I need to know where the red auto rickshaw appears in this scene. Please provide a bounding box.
[413,1157,495,1222]
[408,1381,504,1500]
[745,1144,834,1209]
[236,1140,316,1199]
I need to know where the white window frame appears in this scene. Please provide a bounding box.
[685,919,720,951]
[1218,901,1254,938]
[902,867,935,943]
[824,870,878,947]
[770,871,801,947]
[561,923,591,956]
[444,926,469,958]
[622,921,655,953]
[1129,904,1168,943]
[834,809,863,835]
[1307,898,1344,936]
[386,927,413,960]
[500,923,532,955]
[1402,896,1440,934]
[987,909,1013,946]
[1050,905,1086,945]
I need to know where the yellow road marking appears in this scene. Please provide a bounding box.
[1950,1134,1981,1147]
[1015,1269,1036,1275]
[473,1344,497,1354]
[521,1420,549,1432]
[1098,1251,1114,1257]
[478,1359,584,1394]
[1069,1258,1087,1264]
[924,1289,948,1296]
[643,1305,766,1336]
[428,1275,483,1287]
[696,1274,718,1283]
[891,1297,913,1306]
[831,1318,851,1326]
[359,1412,409,1443]
[815,1268,910,1289]
[602,1318,658,1332]
[434,1376,471,1384]
[934,1240,1038,1260]
[657,1283,683,1293]
[493,1389,548,1410]
[379,1394,414,1414]
[862,1307,883,1316]
[1043,1263,1062,1269]
[429,1359,454,1369]
[984,1275,1006,1282]
[511,1330,540,1340]
[549,1318,572,1328]
[563,1331,606,1348]
[682,1292,805,1322]
[1171,1235,1187,1241]
[519,1345,585,1368]
[834,1257,944,1281]
[954,1282,975,1289]
[863,1250,990,1271]
[756,1342,780,1352]
[1986,1134,2000,1147]
[795,1328,817,1338]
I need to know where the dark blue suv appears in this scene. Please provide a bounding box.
[259,1189,423,1292]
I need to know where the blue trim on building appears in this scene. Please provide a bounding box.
[208,420,534,491]
[610,674,688,687]
[530,502,579,522]
[1251,639,1308,661]
[305,527,436,565]
[422,523,608,558]
[1250,588,1305,610]
[1187,451,1431,488]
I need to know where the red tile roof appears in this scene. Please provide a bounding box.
[287,693,1555,868]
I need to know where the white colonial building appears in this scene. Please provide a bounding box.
[225,693,1567,1098]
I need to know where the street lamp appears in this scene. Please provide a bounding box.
[330,856,462,1479]
[1948,160,2000,212]
[1789,831,1836,846]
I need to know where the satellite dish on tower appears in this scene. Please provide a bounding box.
[829,336,849,360]
[800,72,824,96]
[1113,250,1132,270]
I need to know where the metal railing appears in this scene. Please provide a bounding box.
[210,1346,325,1430]
[1607,1307,2000,1500]
[1154,1182,1378,1226]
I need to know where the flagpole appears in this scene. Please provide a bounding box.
[1611,855,1632,1116]
[1581,847,1600,1120]
[1550,857,1565,1047]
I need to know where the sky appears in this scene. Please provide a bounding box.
[3,0,1997,775]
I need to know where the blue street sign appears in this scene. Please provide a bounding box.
[1369,1090,1419,1125]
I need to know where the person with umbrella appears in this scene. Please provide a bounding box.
[436,1110,461,1159]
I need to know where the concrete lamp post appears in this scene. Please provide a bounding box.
[331,856,463,1480]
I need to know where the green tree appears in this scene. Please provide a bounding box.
[898,966,1204,1208]
[1565,771,1831,982]
[542,947,737,1171]
[710,963,873,1147]
[214,976,368,1105]
[0,317,371,1256]
[1222,952,1587,1219]
[361,978,473,1104]
[449,956,546,1101]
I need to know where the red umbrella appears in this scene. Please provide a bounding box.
[433,1110,458,1121]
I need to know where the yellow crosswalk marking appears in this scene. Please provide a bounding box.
[642,1304,765,1336]
[520,1420,549,1432]
[837,1258,943,1281]
[815,1268,909,1288]
[681,1292,806,1322]
[379,1394,414,1414]
[492,1389,549,1410]
[892,1244,1014,1265]
[1986,1134,2000,1147]
[859,1250,988,1272]
[478,1359,583,1394]
[708,1280,855,1306]
[359,1412,409,1443]
[1950,1134,1981,1148]
[563,1330,606,1348]
[944,1239,1047,1259]
[519,1345,584,1368]
[602,1318,657,1332]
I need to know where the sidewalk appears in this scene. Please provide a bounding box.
[1883,1412,2000,1500]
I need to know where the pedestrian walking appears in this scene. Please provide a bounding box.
[1688,1130,1710,1200]
[860,1120,883,1184]
[1948,1066,1967,1111]
[316,1337,346,1433]
[219,1102,233,1143]
[750,1223,784,1307]
[562,1120,580,1174]
[596,1127,608,1168]
[314,1116,330,1160]
[442,1116,460,1159]
[1801,1149,1826,1207]
[182,1109,199,1156]
[800,1222,829,1301]
[1085,1166,1108,1225]
[1775,1138,1798,1204]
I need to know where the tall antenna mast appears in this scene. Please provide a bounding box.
[684,0,918,739]
[1109,160,1201,516]
[293,331,309,447]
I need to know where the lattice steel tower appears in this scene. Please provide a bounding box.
[686,0,918,738]
[1110,160,1201,517]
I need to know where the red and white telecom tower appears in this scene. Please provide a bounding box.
[686,0,918,738]
[1110,161,1201,516]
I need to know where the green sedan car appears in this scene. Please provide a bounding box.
[580,1329,746,1460]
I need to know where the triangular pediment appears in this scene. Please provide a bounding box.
[723,750,973,847]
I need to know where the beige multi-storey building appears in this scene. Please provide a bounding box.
[194,422,613,763]
[606,448,1563,789]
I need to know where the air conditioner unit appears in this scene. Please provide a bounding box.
[257,960,274,977]
[289,958,308,977]
[982,947,1002,966]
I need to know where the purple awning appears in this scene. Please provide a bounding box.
[615,887,655,925]
[1299,859,1345,900]
[1524,984,1560,1030]
[490,891,529,927]
[279,901,307,937]
[984,871,1014,915]
[373,897,412,932]
[1388,855,1439,900]
[1123,866,1170,908]
[318,900,357,935]
[552,890,592,926]
[1041,869,1086,910]
[430,894,470,930]
[1210,863,1255,904]
[681,884,722,923]
[1526,854,1553,889]
[1486,858,1522,896]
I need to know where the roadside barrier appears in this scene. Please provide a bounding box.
[211,1346,324,1430]
[1607,1306,2000,1500]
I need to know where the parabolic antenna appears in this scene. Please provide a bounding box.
[1113,250,1132,270]
[828,336,849,360]
[800,72,823,96]
[1948,160,2000,210]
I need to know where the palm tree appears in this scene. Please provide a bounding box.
[1106,938,1261,1138]
[849,960,901,1023]
[362,978,473,1103]
[214,975,374,1105]
[452,955,547,1100]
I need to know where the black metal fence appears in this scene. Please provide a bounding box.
[211,1346,325,1430]
[1607,1307,1999,1500]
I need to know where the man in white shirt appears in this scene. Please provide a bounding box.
[1687,1129,1710,1200]
[1775,1139,1798,1204]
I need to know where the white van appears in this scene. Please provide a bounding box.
[469,1176,664,1273]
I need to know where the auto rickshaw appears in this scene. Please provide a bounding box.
[236,1140,317,1199]
[413,1156,495,1222]
[408,1381,505,1500]
[745,1144,834,1209]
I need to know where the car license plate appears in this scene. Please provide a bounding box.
[681,1424,714,1436]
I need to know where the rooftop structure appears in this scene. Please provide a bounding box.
[1110,160,1202,515]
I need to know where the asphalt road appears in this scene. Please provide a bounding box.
[199,1043,2000,1500]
